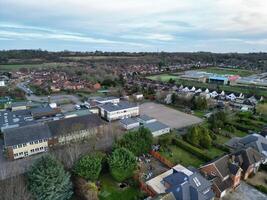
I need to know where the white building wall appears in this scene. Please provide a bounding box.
[152,127,171,137]
[101,106,139,121]
[12,140,48,159]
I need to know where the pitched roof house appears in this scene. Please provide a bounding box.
[146,164,215,200]
[226,133,267,163]
[199,147,263,198]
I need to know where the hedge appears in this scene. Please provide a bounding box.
[212,142,230,153]
[254,185,267,195]
[172,138,213,162]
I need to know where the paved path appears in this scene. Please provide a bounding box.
[222,182,267,200]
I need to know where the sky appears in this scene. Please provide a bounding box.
[1,0,267,52]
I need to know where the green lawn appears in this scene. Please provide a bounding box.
[215,135,230,145]
[147,74,179,82]
[198,67,255,77]
[160,145,205,168]
[204,146,225,159]
[99,174,143,200]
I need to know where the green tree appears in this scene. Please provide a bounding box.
[199,129,212,149]
[192,96,208,110]
[74,152,105,181]
[27,155,73,200]
[114,127,153,156]
[187,126,200,145]
[108,148,137,182]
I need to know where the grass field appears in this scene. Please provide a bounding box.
[99,174,143,200]
[0,62,72,71]
[160,145,205,167]
[198,67,255,77]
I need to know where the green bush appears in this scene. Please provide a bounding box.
[108,148,137,182]
[74,152,105,181]
[254,185,267,195]
[114,127,153,156]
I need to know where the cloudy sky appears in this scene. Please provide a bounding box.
[1,0,267,52]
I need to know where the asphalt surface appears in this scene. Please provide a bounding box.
[140,102,203,129]
[222,182,267,200]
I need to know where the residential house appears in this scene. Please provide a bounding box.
[146,164,215,200]
[199,155,242,198]
[225,133,267,163]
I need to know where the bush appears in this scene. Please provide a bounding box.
[27,155,73,200]
[114,127,153,156]
[172,138,213,161]
[108,148,137,182]
[254,185,267,195]
[74,152,105,181]
[186,125,212,149]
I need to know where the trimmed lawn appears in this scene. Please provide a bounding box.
[216,135,230,145]
[204,147,225,159]
[147,74,179,82]
[99,174,143,200]
[160,145,205,168]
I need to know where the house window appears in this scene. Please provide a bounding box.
[34,141,38,144]
[40,147,44,150]
[30,141,34,145]
[23,143,26,147]
[18,144,22,148]
[13,145,17,149]
[39,139,42,143]
[35,148,39,151]
[19,152,23,155]
[14,153,18,157]
[30,149,34,153]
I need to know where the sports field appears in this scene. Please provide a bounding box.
[198,67,255,77]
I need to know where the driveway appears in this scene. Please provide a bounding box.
[222,182,267,200]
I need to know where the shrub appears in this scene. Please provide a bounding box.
[114,127,153,156]
[74,152,105,181]
[108,148,137,182]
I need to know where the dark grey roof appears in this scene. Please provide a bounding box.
[98,101,138,112]
[233,147,263,171]
[137,115,155,122]
[48,114,105,137]
[11,101,28,107]
[143,121,169,133]
[239,135,258,145]
[3,123,51,146]
[30,106,54,115]
[164,169,214,200]
[120,118,139,125]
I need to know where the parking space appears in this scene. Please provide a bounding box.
[140,102,202,129]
